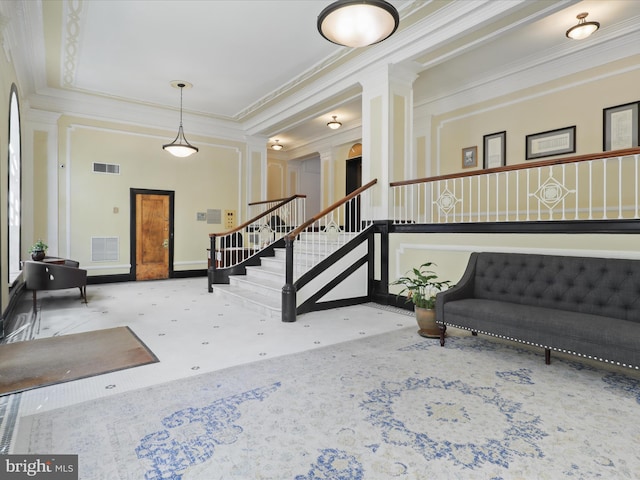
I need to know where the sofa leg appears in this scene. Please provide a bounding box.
[79,286,88,303]
[439,324,446,347]
[32,291,37,311]
[545,348,551,365]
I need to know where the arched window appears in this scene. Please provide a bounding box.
[8,85,21,283]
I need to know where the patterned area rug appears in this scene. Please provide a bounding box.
[13,328,640,479]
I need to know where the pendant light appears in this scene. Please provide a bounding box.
[317,0,399,48]
[271,140,284,151]
[162,81,199,157]
[327,116,342,129]
[566,12,600,40]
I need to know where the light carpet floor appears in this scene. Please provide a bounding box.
[12,326,640,479]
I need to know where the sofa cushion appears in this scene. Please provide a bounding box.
[444,298,640,366]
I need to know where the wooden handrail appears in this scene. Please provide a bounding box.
[248,194,306,206]
[286,179,378,240]
[390,147,640,187]
[209,194,302,238]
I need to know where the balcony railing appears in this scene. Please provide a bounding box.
[390,148,640,225]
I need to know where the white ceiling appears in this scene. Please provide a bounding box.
[3,0,640,155]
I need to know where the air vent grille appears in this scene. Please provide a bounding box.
[93,162,120,174]
[91,237,119,262]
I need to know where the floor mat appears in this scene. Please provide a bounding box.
[0,326,158,396]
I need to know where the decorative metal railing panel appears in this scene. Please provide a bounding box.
[210,195,305,269]
[390,149,640,225]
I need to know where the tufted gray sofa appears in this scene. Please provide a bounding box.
[436,252,640,368]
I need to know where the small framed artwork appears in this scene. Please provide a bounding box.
[462,146,477,168]
[483,131,506,169]
[603,101,640,151]
[526,126,576,160]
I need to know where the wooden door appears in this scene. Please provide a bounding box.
[135,193,170,280]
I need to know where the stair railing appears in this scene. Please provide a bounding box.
[209,194,306,271]
[282,179,377,322]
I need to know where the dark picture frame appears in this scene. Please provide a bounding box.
[462,146,477,168]
[483,131,506,169]
[603,101,640,151]
[526,126,576,160]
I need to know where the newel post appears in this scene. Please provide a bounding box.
[207,234,217,292]
[281,235,296,322]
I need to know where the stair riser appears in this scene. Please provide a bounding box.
[211,287,280,318]
[229,277,281,297]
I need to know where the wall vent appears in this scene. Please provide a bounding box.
[93,162,120,174]
[91,236,119,262]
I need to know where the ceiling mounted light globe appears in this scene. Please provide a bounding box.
[327,116,342,129]
[566,12,600,40]
[271,140,284,151]
[317,0,399,48]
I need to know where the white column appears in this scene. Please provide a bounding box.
[360,63,418,220]
[318,148,334,208]
[245,135,267,221]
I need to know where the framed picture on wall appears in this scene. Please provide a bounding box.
[483,131,506,169]
[603,101,640,151]
[462,146,477,168]
[526,126,576,160]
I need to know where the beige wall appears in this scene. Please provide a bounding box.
[267,157,287,200]
[431,56,640,176]
[53,117,249,275]
[389,232,640,297]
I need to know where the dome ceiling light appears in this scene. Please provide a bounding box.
[327,116,342,129]
[271,139,284,151]
[566,12,600,40]
[317,0,399,48]
[162,81,199,158]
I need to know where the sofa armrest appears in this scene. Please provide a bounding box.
[435,252,479,324]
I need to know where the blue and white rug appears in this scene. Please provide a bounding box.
[13,328,640,479]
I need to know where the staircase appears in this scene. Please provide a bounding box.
[210,232,353,318]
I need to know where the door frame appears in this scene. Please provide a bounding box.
[130,188,175,281]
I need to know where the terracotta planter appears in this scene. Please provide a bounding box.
[415,306,441,338]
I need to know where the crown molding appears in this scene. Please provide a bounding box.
[27,86,247,142]
[417,19,640,116]
[242,0,538,137]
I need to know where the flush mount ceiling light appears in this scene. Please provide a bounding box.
[317,0,399,48]
[162,81,198,158]
[271,140,284,151]
[566,12,600,40]
[327,116,342,129]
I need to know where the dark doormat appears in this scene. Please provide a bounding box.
[0,326,159,396]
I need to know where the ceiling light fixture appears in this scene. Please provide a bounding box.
[566,12,600,40]
[327,116,342,129]
[317,0,399,48]
[162,81,198,158]
[271,140,284,151]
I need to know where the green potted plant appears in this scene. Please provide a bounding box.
[28,239,48,261]
[391,261,451,338]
